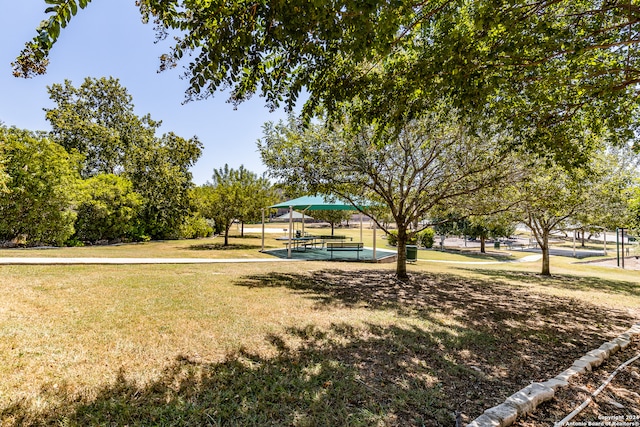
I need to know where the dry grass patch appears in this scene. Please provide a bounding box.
[1,259,639,426]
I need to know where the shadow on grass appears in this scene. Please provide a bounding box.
[2,323,479,426]
[463,268,640,297]
[234,270,636,414]
[2,270,636,426]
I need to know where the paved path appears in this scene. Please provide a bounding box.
[0,257,302,265]
[0,254,543,265]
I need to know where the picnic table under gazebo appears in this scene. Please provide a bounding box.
[260,195,388,261]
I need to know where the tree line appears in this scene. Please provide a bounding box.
[0,77,277,247]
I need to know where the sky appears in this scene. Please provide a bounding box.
[0,0,291,185]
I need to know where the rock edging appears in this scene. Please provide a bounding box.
[466,322,640,427]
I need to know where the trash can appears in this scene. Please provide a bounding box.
[406,245,418,262]
[494,241,501,249]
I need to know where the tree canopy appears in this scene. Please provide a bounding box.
[260,112,511,279]
[14,0,640,162]
[0,126,80,246]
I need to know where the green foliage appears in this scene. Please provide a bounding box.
[194,165,276,245]
[16,0,640,164]
[386,230,398,247]
[44,77,203,240]
[419,228,435,249]
[177,214,214,239]
[629,183,640,234]
[45,77,160,178]
[260,112,509,278]
[74,174,143,242]
[126,132,202,240]
[0,126,80,246]
[386,229,434,248]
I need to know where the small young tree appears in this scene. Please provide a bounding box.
[198,165,276,246]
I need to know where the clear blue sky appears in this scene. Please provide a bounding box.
[0,0,291,185]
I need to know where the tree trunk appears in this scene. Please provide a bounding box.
[540,230,551,275]
[224,224,231,246]
[241,221,245,237]
[541,244,551,275]
[581,229,585,247]
[331,222,335,236]
[480,235,486,253]
[396,226,409,280]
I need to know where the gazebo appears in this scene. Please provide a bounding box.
[261,195,379,259]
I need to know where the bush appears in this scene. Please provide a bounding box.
[74,174,143,243]
[386,230,421,246]
[418,228,435,248]
[178,214,214,239]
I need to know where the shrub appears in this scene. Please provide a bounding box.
[386,230,398,246]
[418,228,435,248]
[178,214,214,239]
[386,230,420,246]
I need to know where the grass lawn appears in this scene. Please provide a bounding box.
[1,227,639,426]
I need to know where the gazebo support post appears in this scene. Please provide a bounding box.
[288,206,293,259]
[360,213,363,243]
[261,208,265,252]
[373,220,377,261]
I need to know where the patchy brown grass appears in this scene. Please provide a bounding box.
[1,258,639,426]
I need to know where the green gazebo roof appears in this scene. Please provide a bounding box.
[270,195,361,211]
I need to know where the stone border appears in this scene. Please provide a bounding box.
[466,322,640,427]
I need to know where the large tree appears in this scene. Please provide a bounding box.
[45,77,202,239]
[45,77,159,178]
[15,0,640,162]
[260,113,511,279]
[125,132,202,239]
[0,126,80,246]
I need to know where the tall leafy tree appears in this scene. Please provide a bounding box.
[45,77,202,239]
[0,126,80,246]
[260,113,511,279]
[125,132,202,239]
[45,77,160,178]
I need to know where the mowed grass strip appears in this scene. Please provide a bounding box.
[1,251,639,426]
